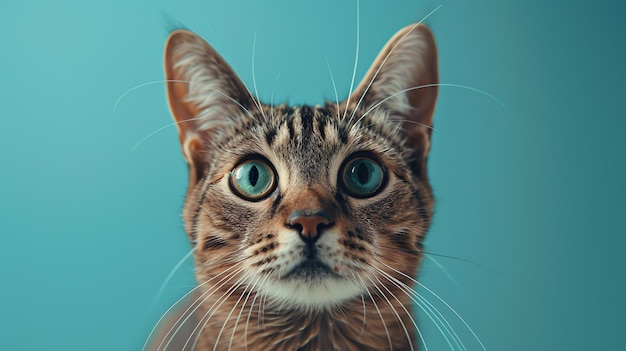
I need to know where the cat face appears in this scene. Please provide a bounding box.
[164,24,438,311]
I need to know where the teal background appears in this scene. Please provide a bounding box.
[2,0,625,350]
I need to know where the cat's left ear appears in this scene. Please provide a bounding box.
[164,30,256,189]
[346,24,438,178]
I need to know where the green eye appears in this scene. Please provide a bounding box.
[341,155,386,198]
[229,158,277,201]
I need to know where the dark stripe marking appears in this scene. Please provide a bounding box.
[202,235,227,251]
[337,124,349,144]
[265,128,277,146]
[316,113,327,141]
[286,117,295,139]
[269,192,283,217]
[301,105,314,140]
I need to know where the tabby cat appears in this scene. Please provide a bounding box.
[149,22,438,351]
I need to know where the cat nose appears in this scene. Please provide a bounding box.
[288,211,332,244]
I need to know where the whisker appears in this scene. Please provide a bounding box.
[114,80,169,112]
[269,71,284,121]
[361,119,437,133]
[142,247,197,351]
[424,255,465,292]
[343,0,360,122]
[415,288,465,351]
[377,260,487,351]
[348,5,442,123]
[374,274,429,351]
[212,272,257,351]
[423,251,499,275]
[244,273,271,351]
[354,82,504,130]
[366,276,416,351]
[258,284,270,332]
[160,264,246,351]
[325,60,341,121]
[147,261,243,351]
[186,272,249,351]
[227,273,264,351]
[132,121,188,152]
[251,32,268,121]
[270,91,275,121]
[375,242,492,274]
[349,272,367,336]
[114,79,258,151]
[372,263,462,351]
[149,248,196,312]
[357,275,393,350]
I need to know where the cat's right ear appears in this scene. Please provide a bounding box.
[164,30,255,188]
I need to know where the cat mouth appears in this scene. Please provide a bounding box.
[285,259,336,281]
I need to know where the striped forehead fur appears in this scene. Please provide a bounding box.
[205,104,408,164]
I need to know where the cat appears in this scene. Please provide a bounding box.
[148,21,438,351]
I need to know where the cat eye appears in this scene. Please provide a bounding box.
[340,155,386,198]
[229,158,277,201]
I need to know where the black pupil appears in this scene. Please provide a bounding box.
[249,165,259,186]
[356,162,369,185]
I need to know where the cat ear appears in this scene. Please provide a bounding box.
[164,30,256,187]
[345,24,438,177]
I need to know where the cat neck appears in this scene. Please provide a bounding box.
[166,286,419,351]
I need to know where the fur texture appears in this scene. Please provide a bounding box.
[149,23,439,351]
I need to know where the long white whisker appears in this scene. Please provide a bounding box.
[372,263,461,351]
[326,60,341,121]
[213,272,257,351]
[149,248,196,311]
[258,285,270,332]
[367,276,416,351]
[361,119,438,133]
[342,0,360,121]
[349,272,367,336]
[187,272,249,351]
[141,247,197,351]
[269,71,283,121]
[160,264,246,351]
[416,281,486,351]
[244,273,270,351]
[117,80,257,151]
[113,80,168,112]
[416,288,465,351]
[251,32,268,121]
[348,5,442,123]
[357,276,393,350]
[147,260,243,351]
[374,274,430,351]
[378,260,487,351]
[424,254,464,291]
[354,83,504,131]
[227,272,263,351]
[270,91,275,121]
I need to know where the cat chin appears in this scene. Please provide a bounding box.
[256,277,362,310]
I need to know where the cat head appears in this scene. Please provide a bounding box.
[164,24,438,310]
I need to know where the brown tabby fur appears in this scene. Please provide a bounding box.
[148,22,438,351]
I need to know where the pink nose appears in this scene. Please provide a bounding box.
[288,212,331,243]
